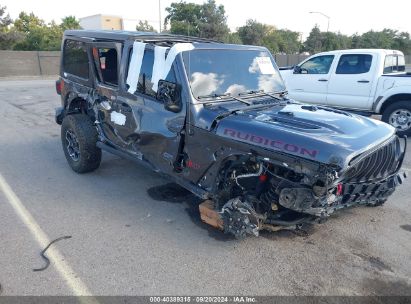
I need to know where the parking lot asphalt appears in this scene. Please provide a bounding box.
[0,79,410,296]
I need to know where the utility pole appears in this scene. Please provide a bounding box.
[159,0,162,32]
[309,11,330,32]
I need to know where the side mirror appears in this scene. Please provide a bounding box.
[156,80,182,113]
[293,66,302,74]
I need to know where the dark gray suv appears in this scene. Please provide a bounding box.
[55,30,407,238]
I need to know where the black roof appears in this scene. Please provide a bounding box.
[64,30,220,45]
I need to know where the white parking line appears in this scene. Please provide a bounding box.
[0,173,99,302]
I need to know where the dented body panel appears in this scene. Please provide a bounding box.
[56,30,407,238]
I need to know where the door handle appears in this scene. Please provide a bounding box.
[357,80,370,83]
[318,79,328,82]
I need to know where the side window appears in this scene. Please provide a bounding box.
[96,48,118,86]
[127,48,177,98]
[336,54,372,74]
[63,39,89,79]
[299,55,334,74]
[384,55,406,74]
[137,50,156,97]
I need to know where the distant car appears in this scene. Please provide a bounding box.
[280,49,411,136]
[55,31,406,238]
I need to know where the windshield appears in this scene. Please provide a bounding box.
[182,49,286,99]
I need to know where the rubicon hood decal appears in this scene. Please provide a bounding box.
[223,128,319,159]
[213,103,396,167]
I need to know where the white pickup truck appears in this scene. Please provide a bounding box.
[280,49,411,136]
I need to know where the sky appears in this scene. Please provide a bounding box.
[2,0,411,39]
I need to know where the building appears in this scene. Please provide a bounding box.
[79,15,123,30]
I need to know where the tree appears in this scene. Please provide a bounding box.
[136,20,156,32]
[0,5,23,49]
[356,30,392,49]
[237,20,301,53]
[13,11,44,33]
[13,12,62,51]
[198,0,229,40]
[273,29,302,53]
[392,31,411,54]
[351,28,411,54]
[0,5,12,29]
[165,0,229,40]
[303,26,323,53]
[237,19,267,46]
[60,16,81,31]
[303,26,352,53]
[165,1,202,36]
[321,32,351,51]
[13,21,62,51]
[223,32,242,44]
[0,30,23,49]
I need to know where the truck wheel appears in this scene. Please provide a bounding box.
[382,101,411,137]
[61,114,101,173]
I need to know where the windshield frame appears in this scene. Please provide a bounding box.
[180,47,286,104]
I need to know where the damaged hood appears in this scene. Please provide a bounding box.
[211,103,395,168]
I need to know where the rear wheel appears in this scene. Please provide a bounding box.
[382,101,411,137]
[61,114,101,173]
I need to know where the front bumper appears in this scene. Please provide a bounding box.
[337,135,408,208]
[279,136,407,217]
[340,171,407,206]
[278,170,407,218]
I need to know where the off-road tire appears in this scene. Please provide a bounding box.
[61,114,101,173]
[381,101,411,137]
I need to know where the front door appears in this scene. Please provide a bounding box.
[117,43,186,174]
[287,55,335,104]
[326,53,375,110]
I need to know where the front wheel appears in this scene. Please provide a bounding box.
[382,101,411,137]
[61,114,101,173]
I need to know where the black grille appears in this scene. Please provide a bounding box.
[344,137,401,183]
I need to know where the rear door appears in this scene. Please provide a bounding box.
[61,38,94,102]
[287,55,334,104]
[91,42,126,148]
[326,53,376,110]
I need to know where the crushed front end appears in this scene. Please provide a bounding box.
[277,135,407,217]
[199,135,407,239]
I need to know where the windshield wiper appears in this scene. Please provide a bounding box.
[238,90,265,96]
[238,90,287,99]
[230,95,252,105]
[197,93,232,99]
[198,93,252,106]
[268,90,288,98]
[238,90,289,102]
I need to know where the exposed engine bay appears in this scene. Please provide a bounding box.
[199,149,406,239]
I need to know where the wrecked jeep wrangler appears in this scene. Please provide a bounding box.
[56,30,407,238]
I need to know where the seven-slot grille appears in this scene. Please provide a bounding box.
[344,136,401,183]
